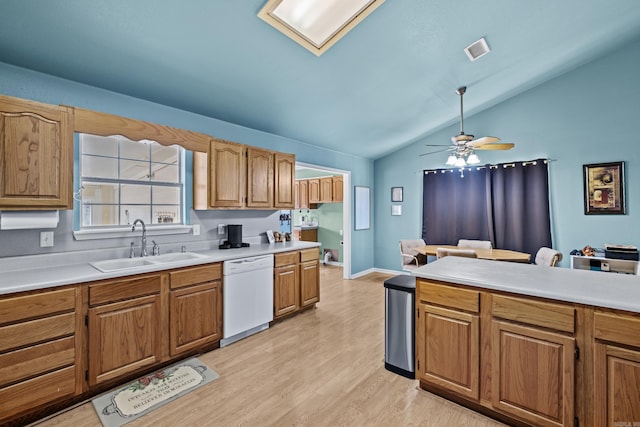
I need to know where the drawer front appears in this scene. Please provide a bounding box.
[0,336,75,388]
[492,295,575,334]
[418,280,480,313]
[300,248,319,262]
[0,287,75,325]
[0,365,76,421]
[169,263,222,289]
[594,311,640,348]
[89,273,162,306]
[275,251,298,267]
[0,312,75,352]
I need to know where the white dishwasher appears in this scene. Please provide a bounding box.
[221,254,274,347]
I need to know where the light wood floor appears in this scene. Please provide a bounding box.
[37,267,506,427]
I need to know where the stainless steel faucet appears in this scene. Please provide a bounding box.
[131,219,147,257]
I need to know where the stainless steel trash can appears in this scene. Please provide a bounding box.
[384,275,415,379]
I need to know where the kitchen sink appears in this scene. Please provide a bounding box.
[152,252,209,263]
[90,252,210,272]
[90,257,158,272]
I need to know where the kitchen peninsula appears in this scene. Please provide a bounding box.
[413,257,640,427]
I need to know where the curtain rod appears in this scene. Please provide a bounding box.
[424,158,550,175]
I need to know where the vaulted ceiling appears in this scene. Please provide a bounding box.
[1,1,640,159]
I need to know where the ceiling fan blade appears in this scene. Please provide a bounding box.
[474,143,515,151]
[470,136,501,147]
[419,148,452,156]
[424,143,452,147]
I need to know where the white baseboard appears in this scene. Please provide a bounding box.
[374,268,409,276]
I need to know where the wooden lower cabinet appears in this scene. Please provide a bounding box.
[491,320,575,427]
[0,287,82,423]
[417,279,581,427]
[593,311,640,426]
[300,249,320,307]
[273,249,320,319]
[274,253,299,318]
[417,303,479,400]
[169,263,222,356]
[88,292,163,387]
[87,272,166,388]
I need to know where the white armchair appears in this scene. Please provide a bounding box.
[457,239,492,249]
[399,239,427,271]
[534,247,563,266]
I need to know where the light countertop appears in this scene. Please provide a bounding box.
[412,257,640,313]
[0,241,320,296]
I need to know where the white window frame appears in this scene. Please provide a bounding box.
[73,134,192,241]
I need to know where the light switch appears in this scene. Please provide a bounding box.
[40,231,54,247]
[218,224,226,235]
[192,224,201,235]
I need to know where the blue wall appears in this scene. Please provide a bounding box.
[374,35,640,271]
[0,62,374,275]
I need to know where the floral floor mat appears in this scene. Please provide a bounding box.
[92,357,219,427]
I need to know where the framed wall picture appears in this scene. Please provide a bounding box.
[583,161,625,215]
[391,186,403,202]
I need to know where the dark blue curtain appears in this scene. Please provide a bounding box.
[422,159,551,259]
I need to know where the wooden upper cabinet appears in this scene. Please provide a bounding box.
[209,139,245,208]
[193,137,295,210]
[0,95,73,209]
[319,177,333,203]
[247,147,273,208]
[298,179,309,209]
[332,176,343,202]
[308,178,320,203]
[274,152,295,208]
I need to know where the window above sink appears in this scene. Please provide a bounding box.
[73,133,193,240]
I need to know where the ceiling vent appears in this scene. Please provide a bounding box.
[464,37,490,61]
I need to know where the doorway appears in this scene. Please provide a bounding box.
[294,162,351,280]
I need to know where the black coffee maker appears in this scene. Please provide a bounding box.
[219,224,250,249]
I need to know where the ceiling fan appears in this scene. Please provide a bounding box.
[420,86,514,166]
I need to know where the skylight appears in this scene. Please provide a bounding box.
[258,0,385,56]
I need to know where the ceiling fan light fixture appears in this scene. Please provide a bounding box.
[467,153,480,164]
[454,157,467,167]
[446,154,457,165]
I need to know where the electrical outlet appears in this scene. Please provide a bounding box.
[192,224,201,235]
[218,224,226,235]
[40,231,54,247]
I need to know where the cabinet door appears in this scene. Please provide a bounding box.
[294,180,300,209]
[593,311,640,426]
[308,179,320,204]
[0,96,72,209]
[491,320,574,427]
[319,177,333,202]
[332,176,343,202]
[247,147,273,208]
[209,139,245,207]
[274,152,295,208]
[170,281,221,356]
[298,179,309,209]
[274,264,299,317]
[88,294,162,387]
[594,343,640,426]
[416,303,479,400]
[300,260,319,307]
